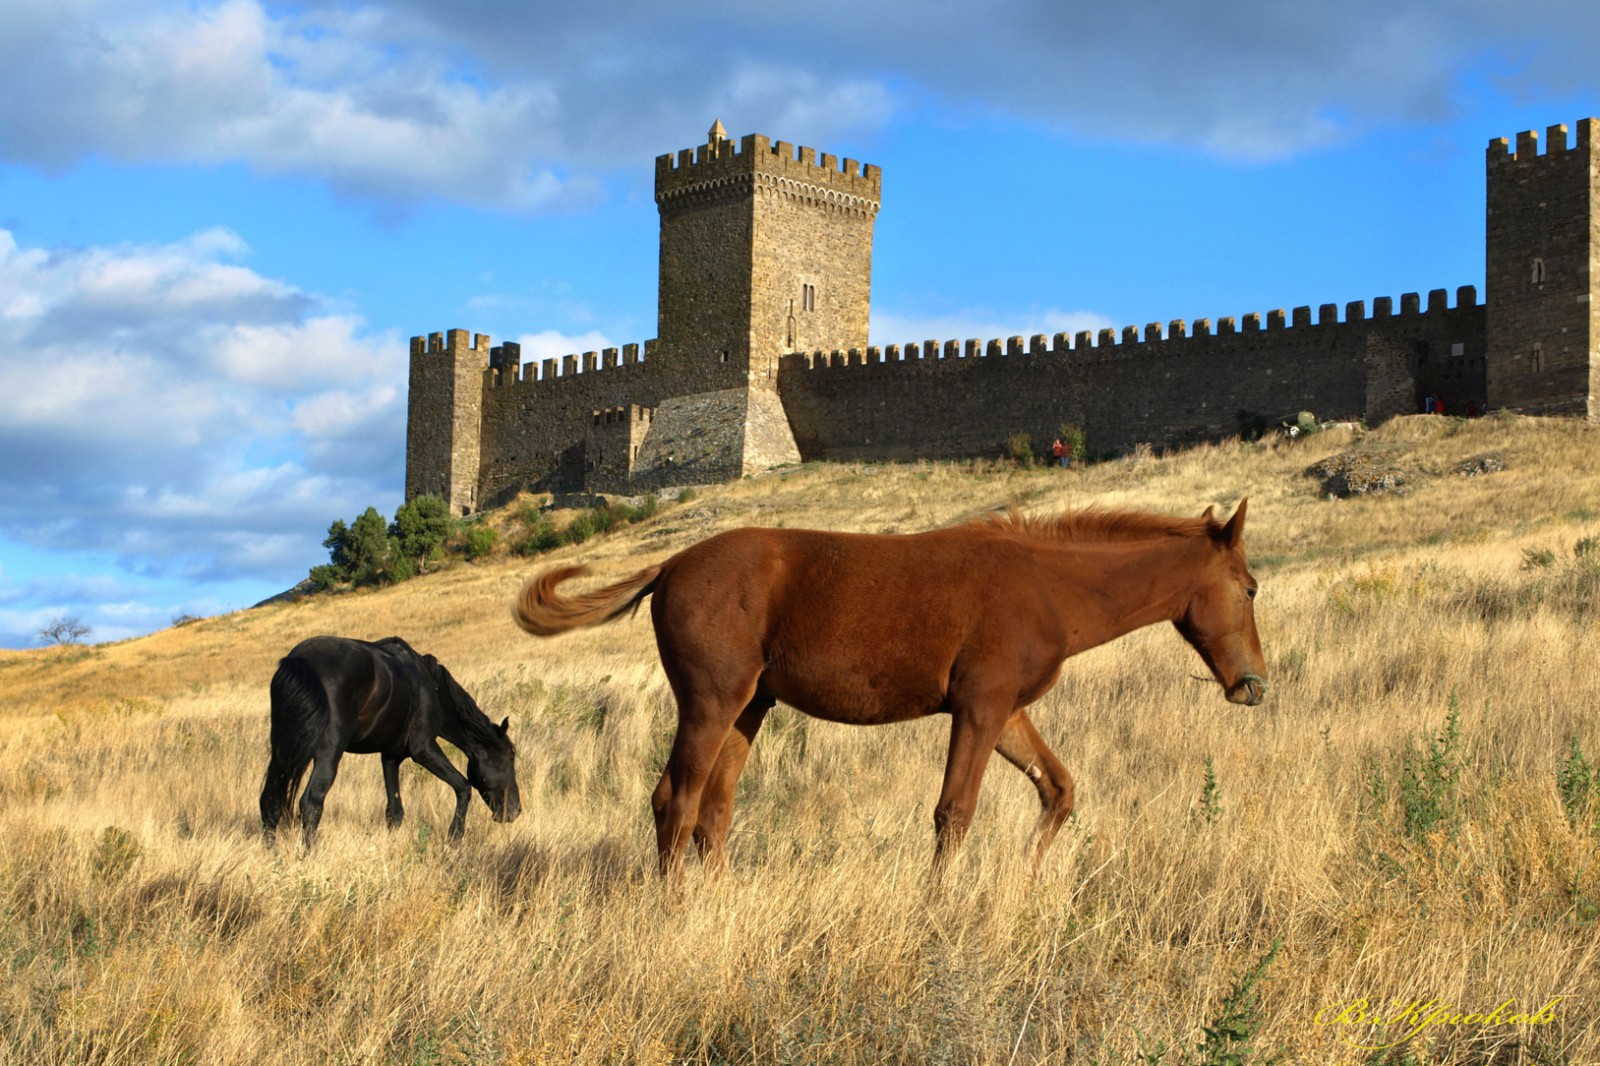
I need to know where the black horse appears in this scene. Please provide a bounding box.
[259,635,521,848]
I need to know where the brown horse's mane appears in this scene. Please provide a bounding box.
[968,506,1218,544]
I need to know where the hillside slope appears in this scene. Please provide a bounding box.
[3,412,1599,1065]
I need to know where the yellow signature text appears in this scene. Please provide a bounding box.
[1314,997,1561,1049]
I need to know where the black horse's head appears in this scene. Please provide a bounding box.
[430,662,522,824]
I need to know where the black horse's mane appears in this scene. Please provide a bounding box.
[434,665,510,751]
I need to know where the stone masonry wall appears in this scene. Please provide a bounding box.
[1485,121,1598,417]
[476,341,748,505]
[778,293,1484,461]
[406,329,489,515]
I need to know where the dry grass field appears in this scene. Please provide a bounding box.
[3,412,1600,1065]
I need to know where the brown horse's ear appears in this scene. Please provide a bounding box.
[499,716,511,734]
[1200,504,1216,521]
[1221,497,1248,548]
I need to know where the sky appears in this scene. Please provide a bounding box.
[1,0,1598,649]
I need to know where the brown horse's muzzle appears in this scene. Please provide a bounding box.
[1227,674,1268,706]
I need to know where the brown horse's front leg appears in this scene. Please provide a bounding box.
[994,710,1076,876]
[413,741,472,841]
[930,704,1010,885]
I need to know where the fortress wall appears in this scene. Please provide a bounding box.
[778,293,1484,461]
[475,338,748,502]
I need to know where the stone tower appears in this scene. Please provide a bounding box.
[654,121,882,386]
[1485,120,1600,418]
[405,329,490,515]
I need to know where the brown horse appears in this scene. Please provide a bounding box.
[513,501,1265,878]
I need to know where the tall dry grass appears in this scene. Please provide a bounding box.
[3,413,1600,1064]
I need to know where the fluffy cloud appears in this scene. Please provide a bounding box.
[0,227,404,589]
[870,308,1115,350]
[8,0,1594,212]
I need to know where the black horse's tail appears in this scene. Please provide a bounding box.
[259,655,330,839]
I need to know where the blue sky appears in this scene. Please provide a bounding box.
[1,0,1597,648]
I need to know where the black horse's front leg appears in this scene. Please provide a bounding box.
[381,755,406,830]
[413,741,472,840]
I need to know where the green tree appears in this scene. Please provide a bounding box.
[391,494,453,572]
[345,507,392,584]
[322,518,353,580]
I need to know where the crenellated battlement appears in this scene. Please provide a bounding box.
[656,126,881,216]
[410,329,492,359]
[1487,119,1600,167]
[478,341,656,389]
[787,286,1480,372]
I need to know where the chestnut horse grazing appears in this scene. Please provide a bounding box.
[514,501,1265,878]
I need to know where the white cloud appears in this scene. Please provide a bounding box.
[513,329,617,363]
[8,0,1595,208]
[0,227,402,589]
[870,308,1115,350]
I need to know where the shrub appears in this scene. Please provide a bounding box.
[1003,432,1034,466]
[1056,422,1088,463]
[564,511,598,545]
[516,515,563,556]
[1557,737,1598,836]
[307,563,343,592]
[1365,696,1467,845]
[463,525,499,561]
[384,546,417,585]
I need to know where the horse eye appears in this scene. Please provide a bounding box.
[1246,586,1258,599]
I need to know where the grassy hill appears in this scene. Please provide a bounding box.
[3,413,1599,1064]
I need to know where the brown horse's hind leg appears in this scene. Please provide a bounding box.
[994,710,1076,875]
[653,696,755,878]
[690,697,773,870]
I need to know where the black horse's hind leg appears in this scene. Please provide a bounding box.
[382,755,405,830]
[259,758,297,846]
[413,741,473,840]
[298,748,345,851]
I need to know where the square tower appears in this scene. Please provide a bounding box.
[405,329,490,515]
[1485,121,1600,418]
[654,123,882,390]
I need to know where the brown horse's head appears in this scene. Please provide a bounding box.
[1174,498,1267,706]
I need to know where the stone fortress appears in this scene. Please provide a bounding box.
[407,118,1600,514]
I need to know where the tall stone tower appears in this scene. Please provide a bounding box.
[405,329,490,515]
[654,121,882,386]
[1485,120,1600,418]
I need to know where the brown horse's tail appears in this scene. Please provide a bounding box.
[513,564,663,637]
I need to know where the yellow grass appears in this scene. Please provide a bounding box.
[3,413,1600,1064]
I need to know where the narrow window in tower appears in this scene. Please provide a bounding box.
[1533,343,1545,372]
[1532,258,1546,284]
[720,351,729,363]
[802,284,816,312]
